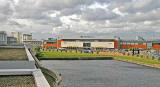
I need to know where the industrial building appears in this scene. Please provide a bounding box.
[23,40,43,47]
[43,36,119,49]
[7,36,18,45]
[11,32,22,43]
[0,31,7,45]
[43,36,160,50]
[60,36,119,48]
[23,33,32,41]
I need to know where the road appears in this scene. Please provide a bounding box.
[41,60,160,87]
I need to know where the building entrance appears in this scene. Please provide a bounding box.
[83,43,91,47]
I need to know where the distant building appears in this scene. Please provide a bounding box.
[43,39,57,48]
[7,36,18,45]
[11,32,22,43]
[48,38,56,41]
[0,31,7,45]
[59,36,118,49]
[23,40,43,47]
[136,36,145,41]
[43,36,119,49]
[23,33,32,41]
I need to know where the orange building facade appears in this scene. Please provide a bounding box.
[43,37,160,50]
[43,40,63,48]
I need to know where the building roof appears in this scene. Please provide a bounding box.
[0,31,7,34]
[60,36,118,40]
[120,39,160,43]
[23,40,43,42]
[0,47,28,60]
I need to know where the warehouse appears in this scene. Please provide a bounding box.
[43,36,160,50]
[119,40,160,50]
[60,36,119,49]
[43,36,119,49]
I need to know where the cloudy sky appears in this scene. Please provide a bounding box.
[0,0,160,40]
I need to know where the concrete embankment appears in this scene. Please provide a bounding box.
[39,57,113,60]
[30,51,62,87]
[113,57,160,69]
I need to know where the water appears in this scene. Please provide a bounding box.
[41,60,160,87]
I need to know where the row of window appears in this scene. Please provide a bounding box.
[120,42,145,45]
[63,39,114,42]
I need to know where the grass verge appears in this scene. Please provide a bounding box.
[38,51,110,59]
[38,51,160,67]
[114,55,160,65]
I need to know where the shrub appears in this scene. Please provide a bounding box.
[152,56,155,60]
[35,52,43,58]
[35,46,41,52]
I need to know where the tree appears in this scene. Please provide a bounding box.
[35,46,41,52]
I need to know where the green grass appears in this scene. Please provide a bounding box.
[39,51,109,58]
[39,51,160,66]
[114,55,160,65]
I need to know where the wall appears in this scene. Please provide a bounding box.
[91,42,114,48]
[43,40,62,48]
[114,40,119,49]
[61,41,115,48]
[120,44,147,49]
[61,41,83,47]
[152,45,160,50]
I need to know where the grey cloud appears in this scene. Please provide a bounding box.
[81,8,119,21]
[60,6,82,16]
[0,0,160,40]
[0,0,13,22]
[111,8,160,24]
[35,17,63,27]
[119,0,160,13]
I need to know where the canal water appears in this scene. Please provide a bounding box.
[41,60,160,87]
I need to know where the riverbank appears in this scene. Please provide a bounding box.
[39,57,113,60]
[38,51,112,60]
[38,51,160,69]
[113,56,160,69]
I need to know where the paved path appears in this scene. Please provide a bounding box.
[41,60,160,87]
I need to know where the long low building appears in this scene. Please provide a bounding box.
[43,36,160,50]
[119,40,160,50]
[60,36,119,49]
[43,36,119,49]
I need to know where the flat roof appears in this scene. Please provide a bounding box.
[60,36,117,40]
[120,39,160,43]
[23,40,43,42]
[0,75,36,87]
[0,48,28,60]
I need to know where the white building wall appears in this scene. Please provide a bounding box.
[0,31,7,45]
[11,32,22,43]
[61,41,114,48]
[61,41,83,47]
[91,42,114,48]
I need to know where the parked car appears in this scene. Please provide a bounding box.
[58,48,66,51]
